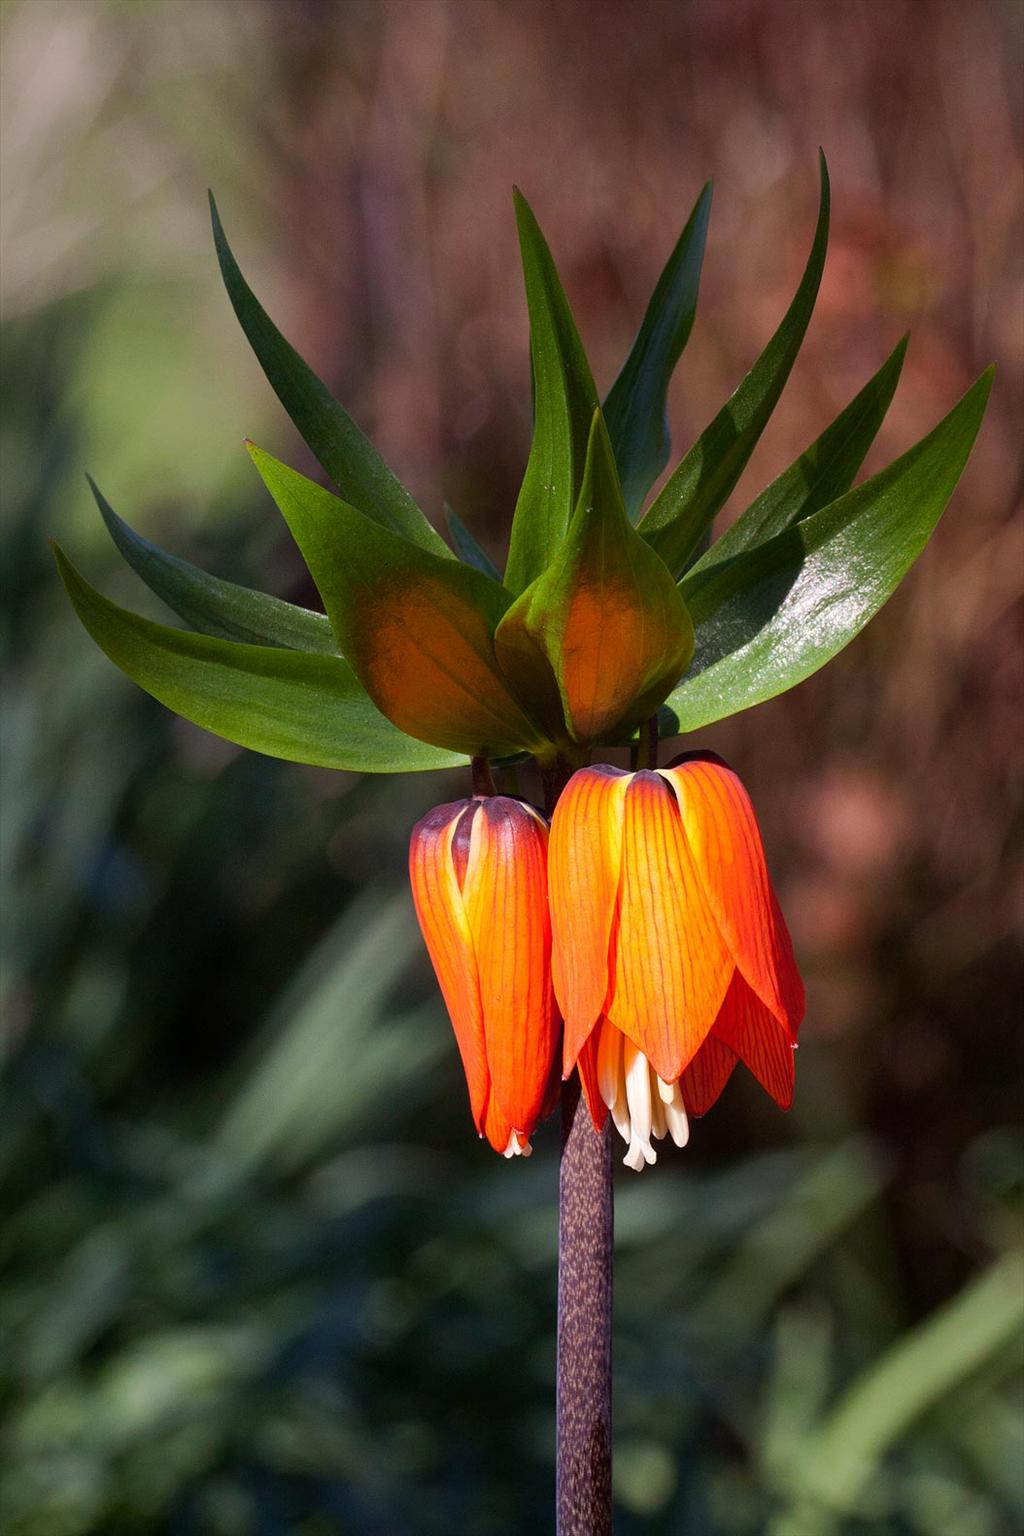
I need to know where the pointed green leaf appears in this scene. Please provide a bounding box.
[640,153,831,575]
[691,335,908,572]
[54,546,465,773]
[445,504,502,581]
[793,1250,1024,1514]
[210,195,451,559]
[661,370,992,734]
[603,182,713,520]
[503,189,600,595]
[496,409,694,746]
[90,478,337,655]
[247,446,545,758]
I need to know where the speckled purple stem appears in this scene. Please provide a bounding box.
[544,757,614,1536]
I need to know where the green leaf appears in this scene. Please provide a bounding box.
[640,153,831,575]
[603,182,713,520]
[662,368,993,734]
[247,445,546,758]
[209,194,451,560]
[53,546,466,773]
[503,189,600,595]
[445,504,501,581]
[791,1250,1024,1514]
[691,334,908,572]
[496,409,694,746]
[90,477,337,655]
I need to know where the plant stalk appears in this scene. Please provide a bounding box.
[557,1078,614,1535]
[543,755,614,1536]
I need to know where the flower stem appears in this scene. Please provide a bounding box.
[471,755,498,796]
[544,757,614,1536]
[557,1077,614,1535]
[642,713,660,770]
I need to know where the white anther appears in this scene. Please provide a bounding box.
[649,1077,668,1142]
[608,1082,632,1145]
[597,1023,693,1169]
[503,1131,532,1159]
[623,1139,649,1172]
[664,1082,690,1148]
[624,1041,654,1148]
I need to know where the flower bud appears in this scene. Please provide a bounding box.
[409,795,559,1156]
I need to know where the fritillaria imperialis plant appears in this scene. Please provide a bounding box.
[56,153,990,1535]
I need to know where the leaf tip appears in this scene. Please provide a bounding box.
[51,539,74,588]
[86,476,119,535]
[884,332,910,375]
[512,185,539,236]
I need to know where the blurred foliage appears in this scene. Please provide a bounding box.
[2,1,1022,1533]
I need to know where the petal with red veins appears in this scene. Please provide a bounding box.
[660,754,804,1037]
[576,1028,608,1132]
[713,968,796,1108]
[463,796,558,1136]
[409,801,488,1130]
[482,1088,515,1154]
[549,765,629,1073]
[609,771,733,1082]
[680,1032,737,1117]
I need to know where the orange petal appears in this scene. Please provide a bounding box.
[608,771,733,1082]
[713,968,795,1109]
[462,796,559,1137]
[548,766,629,1073]
[357,574,542,758]
[482,1088,515,1154]
[660,754,805,1038]
[409,801,489,1130]
[539,1046,565,1123]
[679,1033,737,1116]
[576,1029,608,1132]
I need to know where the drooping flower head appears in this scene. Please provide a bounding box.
[409,795,559,1157]
[549,753,804,1169]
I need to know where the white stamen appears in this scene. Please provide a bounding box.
[649,1078,668,1142]
[664,1081,690,1148]
[503,1131,533,1158]
[656,1073,676,1105]
[608,1081,632,1145]
[596,1023,694,1169]
[624,1042,655,1167]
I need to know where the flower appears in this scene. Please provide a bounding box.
[409,794,559,1157]
[549,753,805,1169]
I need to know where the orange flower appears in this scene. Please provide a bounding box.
[409,795,559,1157]
[549,754,804,1170]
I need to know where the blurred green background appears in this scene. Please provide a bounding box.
[2,1,1022,1532]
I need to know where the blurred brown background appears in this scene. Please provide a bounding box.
[2,2,1022,1534]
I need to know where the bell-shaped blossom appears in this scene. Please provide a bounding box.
[409,795,559,1157]
[549,754,804,1169]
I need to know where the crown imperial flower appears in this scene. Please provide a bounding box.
[549,754,805,1169]
[409,794,559,1157]
[51,159,992,1531]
